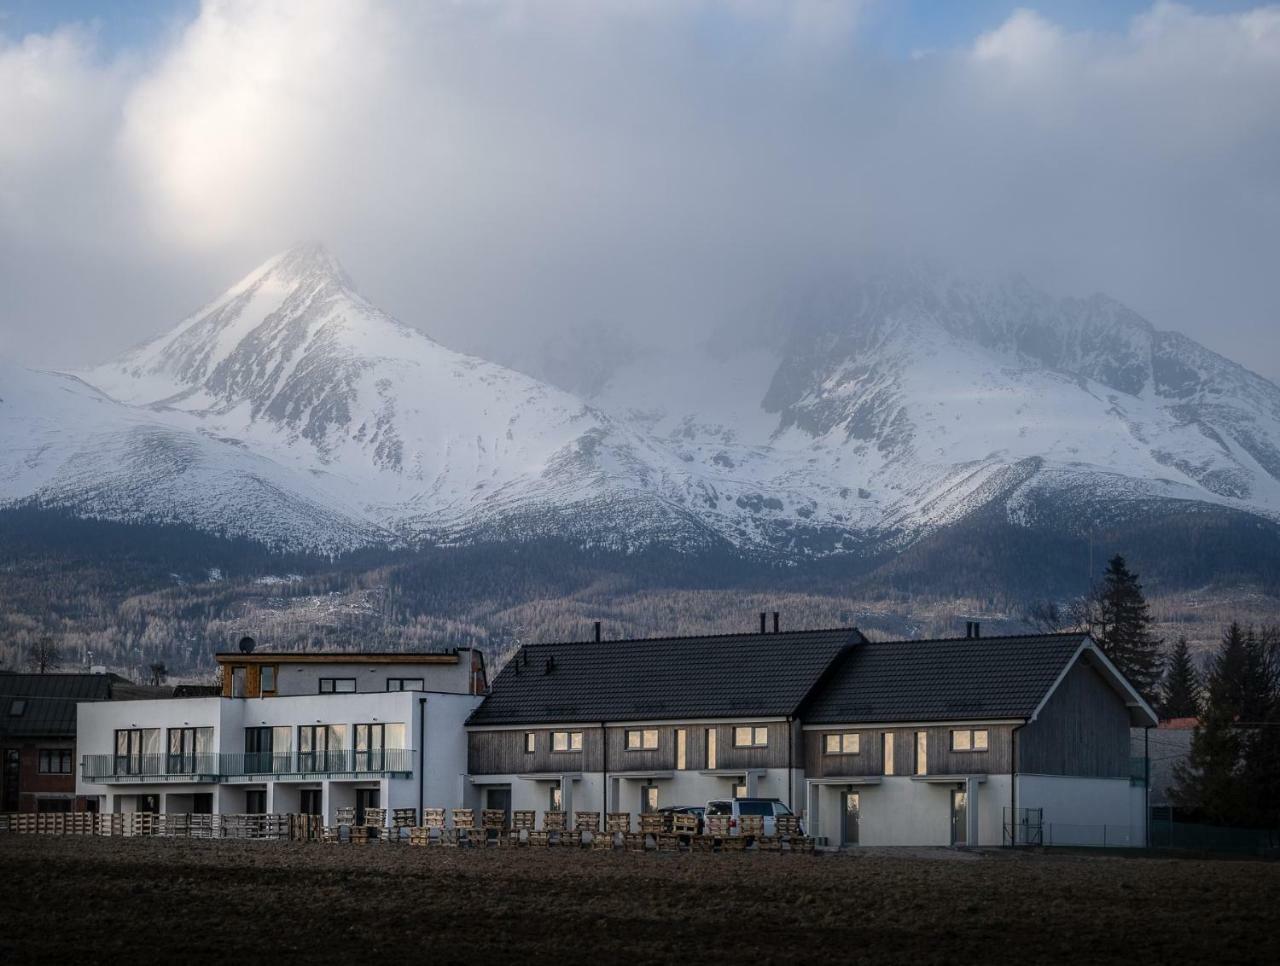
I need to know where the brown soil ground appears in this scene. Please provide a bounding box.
[1,836,1277,965]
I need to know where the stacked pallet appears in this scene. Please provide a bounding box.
[124,812,157,837]
[191,814,217,839]
[349,826,371,845]
[509,809,536,846]
[68,812,96,836]
[452,808,482,846]
[391,808,417,843]
[97,813,124,837]
[161,813,191,837]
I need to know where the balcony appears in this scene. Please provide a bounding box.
[81,749,413,783]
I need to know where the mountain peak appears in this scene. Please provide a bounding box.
[256,241,354,292]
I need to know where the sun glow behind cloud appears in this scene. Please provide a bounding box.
[0,0,1277,379]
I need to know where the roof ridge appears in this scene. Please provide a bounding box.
[870,631,1086,646]
[515,626,863,649]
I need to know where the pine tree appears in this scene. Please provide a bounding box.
[1088,555,1163,702]
[1171,623,1250,823]
[1160,636,1202,720]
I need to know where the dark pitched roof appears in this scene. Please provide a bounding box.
[800,633,1089,724]
[467,628,863,726]
[0,673,120,738]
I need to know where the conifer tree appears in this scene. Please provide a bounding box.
[1160,636,1202,719]
[1088,555,1163,702]
[1172,623,1250,823]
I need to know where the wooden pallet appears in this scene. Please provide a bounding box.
[670,813,698,835]
[392,808,418,829]
[350,826,371,845]
[591,830,616,850]
[574,811,600,832]
[364,807,387,831]
[623,832,647,852]
[705,815,731,837]
[482,808,506,831]
[335,806,356,825]
[605,812,631,834]
[639,813,665,835]
[739,815,764,839]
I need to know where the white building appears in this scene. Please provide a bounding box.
[76,649,485,824]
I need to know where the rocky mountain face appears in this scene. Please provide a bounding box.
[3,246,1279,568]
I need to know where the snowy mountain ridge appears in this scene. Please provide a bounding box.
[3,244,1278,559]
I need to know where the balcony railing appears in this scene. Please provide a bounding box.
[81,749,413,782]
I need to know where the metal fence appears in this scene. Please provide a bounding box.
[1151,819,1280,855]
[81,748,414,781]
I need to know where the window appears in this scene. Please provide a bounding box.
[524,732,536,754]
[707,800,732,816]
[244,726,291,773]
[387,678,424,691]
[824,733,860,755]
[733,725,769,748]
[642,785,659,813]
[245,789,267,814]
[356,723,385,770]
[883,733,894,776]
[551,731,583,752]
[231,666,246,698]
[550,785,562,811]
[8,699,25,716]
[737,800,771,816]
[675,729,687,770]
[260,665,277,693]
[319,678,356,694]
[706,728,718,769]
[114,728,161,775]
[732,783,747,799]
[915,731,928,776]
[38,749,73,774]
[299,724,347,771]
[167,727,213,774]
[36,798,72,813]
[950,729,989,752]
[625,728,659,751]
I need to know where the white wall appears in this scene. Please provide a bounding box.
[261,656,475,697]
[1018,774,1147,847]
[809,775,1011,847]
[77,690,482,819]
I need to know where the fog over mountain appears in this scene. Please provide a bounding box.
[1,1,1278,383]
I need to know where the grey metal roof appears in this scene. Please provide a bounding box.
[800,633,1088,724]
[0,673,119,738]
[467,628,863,726]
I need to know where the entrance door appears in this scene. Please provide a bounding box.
[842,792,860,846]
[2,749,18,812]
[640,785,658,814]
[486,787,511,827]
[244,789,266,814]
[951,788,968,846]
[299,789,322,816]
[355,788,380,826]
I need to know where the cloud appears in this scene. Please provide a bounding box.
[0,1,1277,381]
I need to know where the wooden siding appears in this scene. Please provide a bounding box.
[804,725,1014,777]
[1017,659,1130,778]
[468,720,794,775]
[468,728,603,775]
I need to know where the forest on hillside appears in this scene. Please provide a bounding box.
[2,505,1277,681]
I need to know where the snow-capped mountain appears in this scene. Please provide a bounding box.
[3,245,1278,561]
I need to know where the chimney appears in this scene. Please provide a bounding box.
[964,621,973,639]
[594,621,601,643]
[973,621,981,639]
[773,612,780,634]
[760,612,767,634]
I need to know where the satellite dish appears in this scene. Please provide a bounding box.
[238,636,256,654]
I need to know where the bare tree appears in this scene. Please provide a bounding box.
[1023,600,1074,634]
[148,662,168,686]
[27,637,62,674]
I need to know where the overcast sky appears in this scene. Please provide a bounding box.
[1,0,1277,381]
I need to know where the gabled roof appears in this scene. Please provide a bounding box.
[0,672,122,738]
[800,633,1090,724]
[467,628,863,727]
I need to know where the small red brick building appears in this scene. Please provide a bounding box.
[1,672,134,812]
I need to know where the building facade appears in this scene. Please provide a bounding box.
[466,629,1157,847]
[75,649,485,823]
[464,628,862,822]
